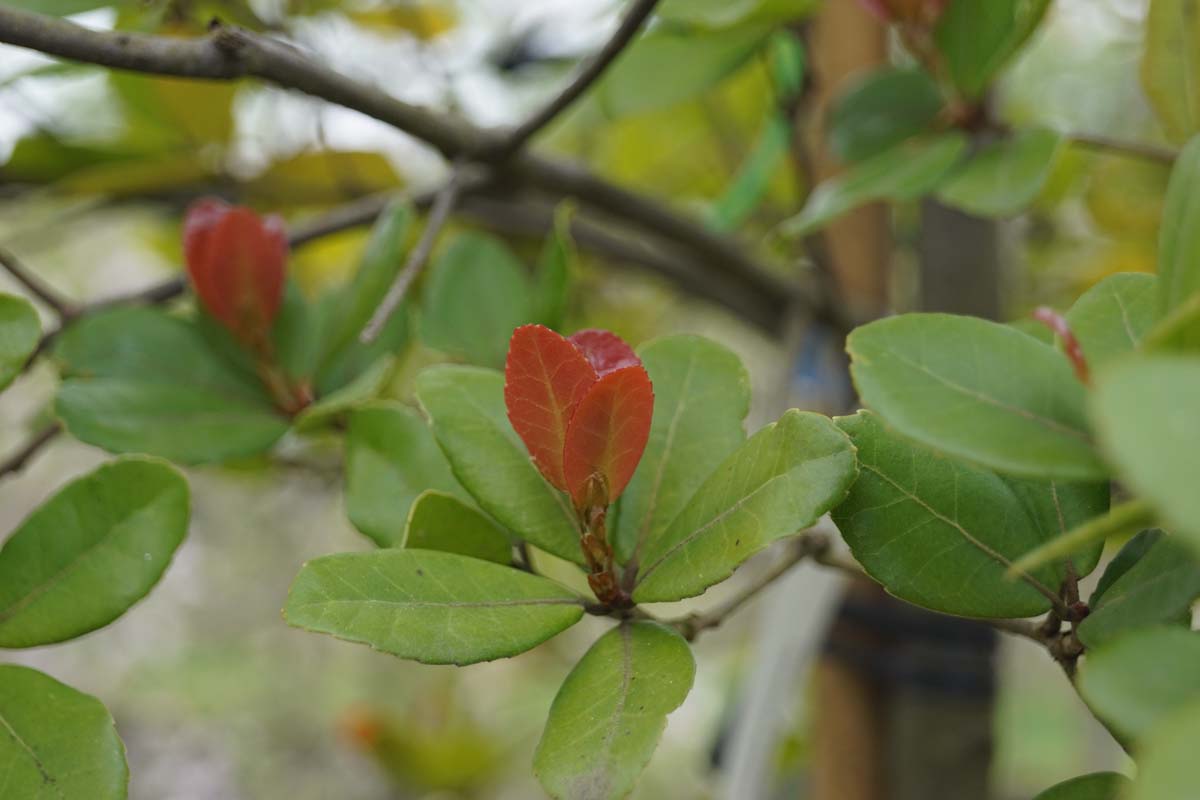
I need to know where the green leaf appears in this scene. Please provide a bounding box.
[1144,292,1200,352]
[415,366,582,564]
[847,313,1106,480]
[295,355,392,433]
[1157,135,1200,315]
[633,410,856,603]
[533,205,575,330]
[1090,529,1165,606]
[0,665,128,800]
[245,151,402,206]
[594,25,769,118]
[1076,534,1200,648]
[1091,356,1200,552]
[781,134,968,237]
[316,199,411,382]
[54,308,289,464]
[937,128,1063,217]
[1078,627,1200,742]
[1141,0,1200,144]
[420,233,531,368]
[710,113,792,231]
[1033,772,1131,800]
[1065,273,1159,370]
[0,293,40,392]
[612,335,750,564]
[534,622,695,800]
[832,411,1105,619]
[934,0,1051,98]
[0,457,188,648]
[284,550,584,665]
[271,281,321,384]
[1128,697,1200,800]
[828,68,944,164]
[2,0,127,15]
[657,0,817,27]
[404,490,513,564]
[344,402,465,548]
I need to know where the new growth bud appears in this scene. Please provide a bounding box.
[184,198,287,350]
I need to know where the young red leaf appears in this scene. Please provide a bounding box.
[184,198,287,347]
[504,324,599,490]
[568,329,641,376]
[563,365,654,509]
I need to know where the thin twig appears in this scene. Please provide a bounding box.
[0,422,61,479]
[360,168,467,343]
[493,0,661,159]
[1069,133,1177,165]
[0,248,78,317]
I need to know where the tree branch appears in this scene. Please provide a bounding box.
[492,0,661,159]
[0,422,61,480]
[360,166,468,343]
[0,248,78,318]
[0,6,822,336]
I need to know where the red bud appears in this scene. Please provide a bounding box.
[184,198,287,348]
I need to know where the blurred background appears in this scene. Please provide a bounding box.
[0,0,1159,797]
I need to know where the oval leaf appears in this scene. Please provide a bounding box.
[633,410,856,603]
[404,490,513,565]
[936,128,1062,217]
[505,324,598,490]
[1158,135,1200,315]
[0,665,128,800]
[0,293,39,392]
[613,336,750,564]
[1079,627,1200,743]
[534,622,695,800]
[832,411,1106,619]
[1128,697,1200,800]
[1033,772,1131,800]
[416,365,582,564]
[829,67,944,163]
[344,402,465,548]
[567,329,640,377]
[563,366,654,508]
[0,457,189,648]
[1142,0,1200,144]
[284,550,584,665]
[1091,356,1200,552]
[1065,273,1158,370]
[848,313,1105,480]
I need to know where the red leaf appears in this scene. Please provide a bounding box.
[184,198,287,345]
[568,329,641,376]
[563,365,654,508]
[504,324,598,490]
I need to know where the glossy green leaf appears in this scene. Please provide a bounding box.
[316,199,411,381]
[1076,534,1200,648]
[1157,135,1200,315]
[935,0,1051,98]
[0,665,127,800]
[344,402,465,548]
[420,233,531,368]
[633,410,856,603]
[832,412,1105,619]
[404,491,512,564]
[1090,530,1165,606]
[54,308,289,464]
[1128,697,1200,800]
[534,622,695,800]
[1065,273,1158,370]
[1078,627,1200,742]
[415,366,582,564]
[1033,772,1131,800]
[828,68,943,164]
[1141,0,1200,144]
[1091,357,1200,552]
[781,134,968,237]
[613,336,750,564]
[0,293,40,392]
[285,550,584,665]
[937,128,1063,217]
[0,457,188,648]
[848,313,1106,480]
[594,25,769,118]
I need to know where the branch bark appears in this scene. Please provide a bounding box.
[0,422,61,480]
[0,248,78,318]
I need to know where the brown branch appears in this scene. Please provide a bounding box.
[492,0,661,159]
[0,248,78,318]
[0,422,61,479]
[360,167,469,343]
[0,6,819,336]
[1069,133,1177,165]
